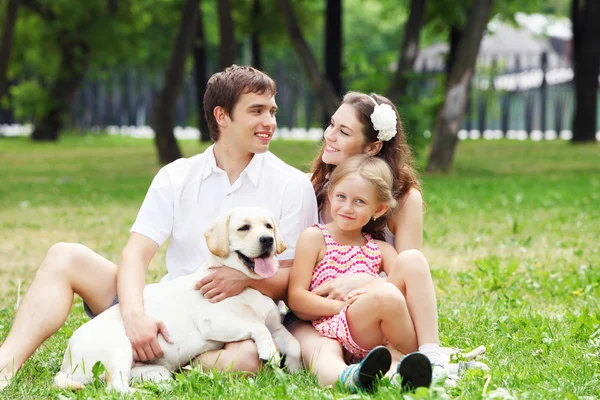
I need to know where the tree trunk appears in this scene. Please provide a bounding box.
[0,0,20,102]
[251,0,262,70]
[151,0,199,164]
[426,0,494,172]
[218,0,235,69]
[387,0,426,103]
[31,38,89,141]
[323,0,342,126]
[325,0,343,97]
[277,0,339,117]
[571,0,600,143]
[194,0,210,142]
[445,25,463,84]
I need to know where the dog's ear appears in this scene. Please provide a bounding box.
[205,212,231,257]
[271,216,287,255]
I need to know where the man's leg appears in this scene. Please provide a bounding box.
[193,340,261,374]
[0,242,118,389]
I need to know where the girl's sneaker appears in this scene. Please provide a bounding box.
[338,346,392,392]
[392,352,433,390]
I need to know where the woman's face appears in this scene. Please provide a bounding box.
[321,103,367,165]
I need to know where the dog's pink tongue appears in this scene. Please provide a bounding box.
[253,257,277,278]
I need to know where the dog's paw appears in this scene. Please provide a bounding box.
[283,354,302,373]
[108,384,137,394]
[260,351,281,370]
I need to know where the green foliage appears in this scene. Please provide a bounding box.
[398,72,445,156]
[8,80,48,120]
[5,0,185,119]
[343,0,407,93]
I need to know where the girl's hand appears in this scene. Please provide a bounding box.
[312,273,377,300]
[344,287,368,304]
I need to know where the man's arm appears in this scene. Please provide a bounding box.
[248,259,292,302]
[118,233,157,323]
[198,260,292,303]
[118,233,173,362]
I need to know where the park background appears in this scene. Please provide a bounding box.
[1,0,599,399]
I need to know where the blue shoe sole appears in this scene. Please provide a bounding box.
[398,352,433,390]
[358,346,392,392]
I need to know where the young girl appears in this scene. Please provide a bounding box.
[288,154,432,392]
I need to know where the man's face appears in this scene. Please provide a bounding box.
[225,92,277,154]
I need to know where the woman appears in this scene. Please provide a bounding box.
[286,92,442,389]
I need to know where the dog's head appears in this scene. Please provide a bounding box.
[204,207,287,279]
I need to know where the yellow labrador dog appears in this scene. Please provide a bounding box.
[54,207,302,392]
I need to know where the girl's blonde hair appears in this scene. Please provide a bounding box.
[328,154,398,240]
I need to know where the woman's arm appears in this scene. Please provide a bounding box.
[288,227,347,320]
[391,189,424,252]
[376,240,400,277]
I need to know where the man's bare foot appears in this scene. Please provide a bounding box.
[0,371,13,391]
[0,361,17,391]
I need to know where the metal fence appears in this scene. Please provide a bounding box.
[2,51,599,137]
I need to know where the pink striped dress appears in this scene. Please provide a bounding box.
[309,224,382,362]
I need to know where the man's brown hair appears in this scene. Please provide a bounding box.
[203,65,277,141]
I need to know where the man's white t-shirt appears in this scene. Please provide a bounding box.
[131,145,318,281]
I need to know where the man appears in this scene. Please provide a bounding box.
[0,65,318,389]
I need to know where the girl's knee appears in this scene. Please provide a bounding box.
[374,283,407,311]
[394,249,431,275]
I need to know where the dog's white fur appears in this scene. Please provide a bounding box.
[54,207,302,392]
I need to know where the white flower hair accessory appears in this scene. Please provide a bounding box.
[369,97,397,141]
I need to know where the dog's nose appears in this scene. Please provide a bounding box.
[259,235,274,247]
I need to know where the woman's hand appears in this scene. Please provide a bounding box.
[312,273,377,300]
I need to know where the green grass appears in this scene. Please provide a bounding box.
[1,134,599,399]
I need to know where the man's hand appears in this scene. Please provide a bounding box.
[124,315,173,362]
[312,273,377,300]
[195,266,250,303]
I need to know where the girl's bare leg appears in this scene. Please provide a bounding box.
[346,283,418,355]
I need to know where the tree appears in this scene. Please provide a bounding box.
[0,0,20,104]
[277,0,338,117]
[325,0,343,97]
[322,0,343,125]
[218,0,235,68]
[151,0,200,164]
[426,0,494,172]
[194,0,210,142]
[22,0,94,141]
[571,0,600,143]
[387,0,427,104]
[250,0,263,70]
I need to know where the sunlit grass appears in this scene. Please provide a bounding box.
[0,134,599,399]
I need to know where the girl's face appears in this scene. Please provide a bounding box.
[328,173,388,233]
[321,104,367,165]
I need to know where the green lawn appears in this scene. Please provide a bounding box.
[0,134,599,399]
